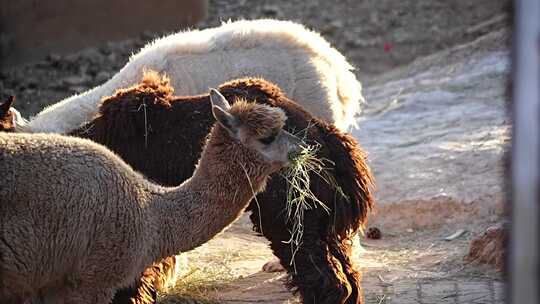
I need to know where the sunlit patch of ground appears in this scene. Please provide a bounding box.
[359,228,505,304]
[157,200,505,304]
[158,220,279,303]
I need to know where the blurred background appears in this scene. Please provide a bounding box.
[0,0,511,114]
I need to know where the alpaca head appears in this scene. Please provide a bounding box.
[0,96,23,132]
[210,88,301,170]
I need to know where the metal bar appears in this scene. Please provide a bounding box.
[510,0,540,303]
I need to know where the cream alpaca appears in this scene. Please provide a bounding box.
[0,90,299,303]
[16,19,364,133]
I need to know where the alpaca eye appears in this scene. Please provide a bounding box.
[259,133,277,145]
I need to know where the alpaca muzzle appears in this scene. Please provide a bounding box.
[284,131,303,163]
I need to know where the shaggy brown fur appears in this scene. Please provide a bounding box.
[71,71,375,304]
[0,96,16,132]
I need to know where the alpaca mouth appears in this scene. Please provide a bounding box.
[283,144,315,171]
[286,151,301,165]
[279,150,298,168]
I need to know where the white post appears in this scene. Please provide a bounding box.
[511,0,540,303]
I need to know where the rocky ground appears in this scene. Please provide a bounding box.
[1,0,512,303]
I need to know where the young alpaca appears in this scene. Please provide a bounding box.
[0,90,299,304]
[15,19,364,133]
[71,72,375,304]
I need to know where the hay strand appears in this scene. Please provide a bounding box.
[280,125,349,271]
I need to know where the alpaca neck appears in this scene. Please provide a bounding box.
[148,126,269,261]
[22,68,139,133]
[22,85,109,133]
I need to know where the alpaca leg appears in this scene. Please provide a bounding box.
[277,236,352,304]
[328,237,364,304]
[247,181,351,304]
[267,239,353,304]
[111,282,157,304]
[251,211,352,304]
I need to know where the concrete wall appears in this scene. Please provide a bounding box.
[0,0,207,67]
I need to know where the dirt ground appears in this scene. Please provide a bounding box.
[0,0,512,303]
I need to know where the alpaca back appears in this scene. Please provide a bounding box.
[0,133,152,297]
[25,19,363,133]
[129,19,364,130]
[72,73,214,186]
[0,133,150,195]
[158,19,364,129]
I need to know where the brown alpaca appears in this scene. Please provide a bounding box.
[0,96,16,132]
[0,90,299,303]
[70,72,375,304]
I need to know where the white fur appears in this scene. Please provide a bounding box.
[9,107,27,129]
[20,19,364,133]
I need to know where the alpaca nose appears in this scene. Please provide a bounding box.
[284,131,302,157]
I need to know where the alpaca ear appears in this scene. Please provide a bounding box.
[210,88,238,135]
[212,105,238,135]
[209,88,231,110]
[0,96,14,117]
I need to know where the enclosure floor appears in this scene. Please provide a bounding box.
[213,275,505,304]
[157,214,505,304]
[363,279,505,304]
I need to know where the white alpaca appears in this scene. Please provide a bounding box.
[16,19,364,133]
[0,90,300,303]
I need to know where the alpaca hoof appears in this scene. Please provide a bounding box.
[262,258,285,272]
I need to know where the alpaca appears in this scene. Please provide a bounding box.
[70,72,375,304]
[1,96,183,303]
[15,19,364,133]
[0,90,300,304]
